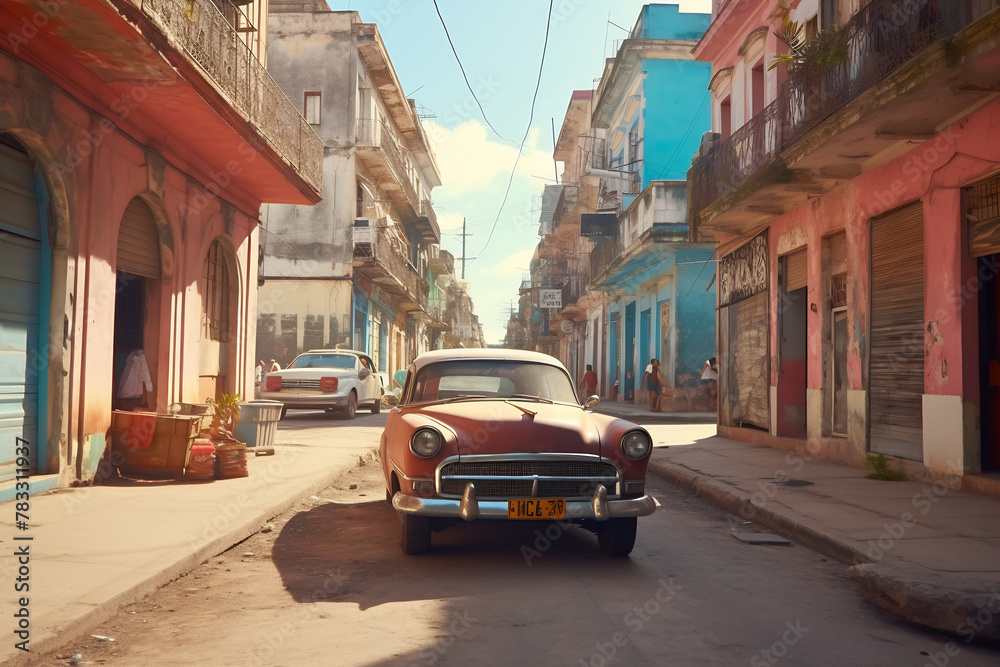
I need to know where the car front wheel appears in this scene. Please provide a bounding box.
[402,513,431,554]
[371,393,381,414]
[598,517,637,557]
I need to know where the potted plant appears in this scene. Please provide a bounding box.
[207,394,248,478]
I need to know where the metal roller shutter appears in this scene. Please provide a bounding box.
[869,202,924,459]
[0,141,40,481]
[784,248,807,292]
[117,198,161,279]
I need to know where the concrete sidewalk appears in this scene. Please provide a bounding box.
[0,420,377,666]
[592,399,716,424]
[647,435,1000,642]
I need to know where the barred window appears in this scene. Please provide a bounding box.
[203,240,232,342]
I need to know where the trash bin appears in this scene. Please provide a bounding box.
[233,400,283,449]
[173,402,213,432]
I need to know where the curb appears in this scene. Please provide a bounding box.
[6,460,356,667]
[593,409,716,425]
[646,459,999,643]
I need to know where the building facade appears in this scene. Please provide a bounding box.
[0,0,322,489]
[584,4,716,406]
[258,4,444,377]
[689,0,1000,489]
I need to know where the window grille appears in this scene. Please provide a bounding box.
[203,240,232,342]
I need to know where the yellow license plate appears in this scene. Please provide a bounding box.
[507,498,566,520]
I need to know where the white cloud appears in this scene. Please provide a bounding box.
[425,120,553,198]
[492,248,534,279]
[436,210,465,231]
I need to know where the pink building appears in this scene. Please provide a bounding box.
[0,0,322,490]
[688,0,1000,493]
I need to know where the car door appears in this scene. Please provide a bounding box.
[361,355,378,402]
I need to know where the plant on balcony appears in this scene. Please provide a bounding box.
[769,15,848,74]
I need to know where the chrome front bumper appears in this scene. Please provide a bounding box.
[392,483,656,522]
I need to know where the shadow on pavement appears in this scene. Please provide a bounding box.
[271,498,658,611]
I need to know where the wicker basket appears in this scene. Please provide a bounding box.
[110,411,200,476]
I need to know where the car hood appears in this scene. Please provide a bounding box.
[412,400,602,457]
[272,368,356,379]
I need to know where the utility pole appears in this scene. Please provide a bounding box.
[458,217,476,280]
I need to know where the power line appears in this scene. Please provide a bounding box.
[432,0,510,143]
[469,0,554,268]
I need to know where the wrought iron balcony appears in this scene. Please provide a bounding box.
[140,0,323,194]
[690,0,999,232]
[353,227,424,310]
[355,118,421,220]
[414,199,441,244]
[589,234,624,286]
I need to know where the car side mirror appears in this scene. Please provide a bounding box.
[358,367,371,380]
[383,392,399,407]
[583,395,600,410]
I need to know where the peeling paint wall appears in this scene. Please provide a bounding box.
[0,51,263,483]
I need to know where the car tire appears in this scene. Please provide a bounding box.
[598,517,637,557]
[371,394,381,414]
[402,513,431,554]
[343,391,357,419]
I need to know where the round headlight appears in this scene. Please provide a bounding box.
[410,428,443,458]
[621,430,652,459]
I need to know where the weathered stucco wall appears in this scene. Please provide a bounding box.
[750,98,1000,478]
[0,51,261,482]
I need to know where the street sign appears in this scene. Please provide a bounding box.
[539,289,562,309]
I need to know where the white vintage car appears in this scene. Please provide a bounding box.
[261,349,382,419]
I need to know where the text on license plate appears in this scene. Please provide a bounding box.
[507,498,566,520]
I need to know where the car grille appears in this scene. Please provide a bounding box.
[439,459,619,499]
[280,379,320,390]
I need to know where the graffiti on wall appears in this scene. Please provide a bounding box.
[719,229,768,307]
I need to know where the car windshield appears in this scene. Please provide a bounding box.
[287,354,356,370]
[408,360,577,404]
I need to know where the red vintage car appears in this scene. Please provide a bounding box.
[380,349,656,556]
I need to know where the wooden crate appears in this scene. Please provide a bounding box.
[110,411,200,476]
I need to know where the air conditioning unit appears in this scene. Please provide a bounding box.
[353,218,374,244]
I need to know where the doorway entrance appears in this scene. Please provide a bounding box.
[0,137,47,479]
[777,249,807,438]
[978,254,1000,472]
[114,197,162,407]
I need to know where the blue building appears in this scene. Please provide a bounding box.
[585,4,716,408]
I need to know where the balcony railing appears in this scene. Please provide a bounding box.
[691,0,995,214]
[141,0,323,192]
[590,234,624,285]
[356,118,421,213]
[353,227,422,306]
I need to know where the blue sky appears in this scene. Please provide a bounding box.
[340,0,713,343]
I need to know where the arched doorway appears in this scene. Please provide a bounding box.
[199,239,239,401]
[0,135,50,480]
[113,197,162,411]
